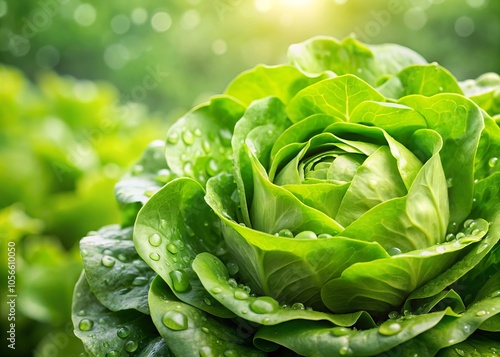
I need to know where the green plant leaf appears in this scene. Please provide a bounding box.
[72,272,171,356]
[164,95,245,185]
[114,140,171,224]
[205,172,388,309]
[225,64,330,106]
[80,225,156,314]
[134,178,234,318]
[436,333,500,357]
[231,96,292,227]
[460,72,500,116]
[474,116,500,181]
[286,74,385,123]
[148,275,265,357]
[399,94,484,231]
[384,295,500,356]
[321,231,485,316]
[254,309,448,356]
[398,63,463,97]
[192,252,376,328]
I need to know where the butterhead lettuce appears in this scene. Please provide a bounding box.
[73,37,500,356]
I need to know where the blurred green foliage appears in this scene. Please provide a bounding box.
[0,0,498,356]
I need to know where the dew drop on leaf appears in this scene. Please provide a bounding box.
[149,233,162,247]
[234,290,249,300]
[455,348,465,356]
[169,269,191,292]
[105,351,120,357]
[331,327,351,337]
[125,340,138,353]
[101,255,115,268]
[149,252,160,261]
[200,346,214,357]
[131,276,149,286]
[463,324,471,333]
[167,132,179,144]
[162,311,188,331]
[206,159,220,176]
[476,310,487,316]
[291,303,305,310]
[166,243,178,254]
[339,346,351,355]
[378,321,402,336]
[182,129,195,145]
[249,297,279,314]
[387,247,402,256]
[278,229,294,238]
[211,287,222,294]
[488,157,498,167]
[226,261,239,275]
[227,278,238,288]
[295,230,317,239]
[117,326,130,339]
[79,319,94,331]
[224,350,238,357]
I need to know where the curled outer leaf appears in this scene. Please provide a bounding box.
[134,178,234,318]
[148,275,265,357]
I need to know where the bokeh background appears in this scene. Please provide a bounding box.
[0,0,499,356]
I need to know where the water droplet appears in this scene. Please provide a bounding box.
[292,303,305,310]
[167,243,178,254]
[182,130,195,145]
[463,324,471,333]
[476,310,486,316]
[162,311,188,331]
[156,169,172,183]
[132,276,149,286]
[227,278,238,288]
[183,161,194,176]
[388,311,400,319]
[464,219,474,228]
[125,340,138,353]
[200,346,214,357]
[226,262,239,275]
[278,229,294,238]
[456,232,465,239]
[331,327,351,336]
[219,129,232,146]
[387,247,402,256]
[455,348,465,356]
[117,326,130,338]
[378,322,402,336]
[445,233,456,242]
[77,309,85,316]
[149,252,160,261]
[211,287,222,294]
[103,342,109,348]
[477,242,489,253]
[79,319,94,331]
[203,297,212,306]
[489,157,498,168]
[169,269,191,292]
[339,346,351,355]
[318,233,333,238]
[149,233,162,247]
[234,290,249,300]
[224,350,238,357]
[490,290,500,298]
[117,254,127,262]
[249,297,279,314]
[368,179,378,189]
[167,132,179,144]
[202,140,211,154]
[194,128,202,137]
[447,177,454,188]
[295,230,317,239]
[221,210,232,221]
[106,351,120,357]
[101,255,115,268]
[206,159,220,176]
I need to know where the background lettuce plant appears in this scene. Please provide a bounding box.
[72,37,500,356]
